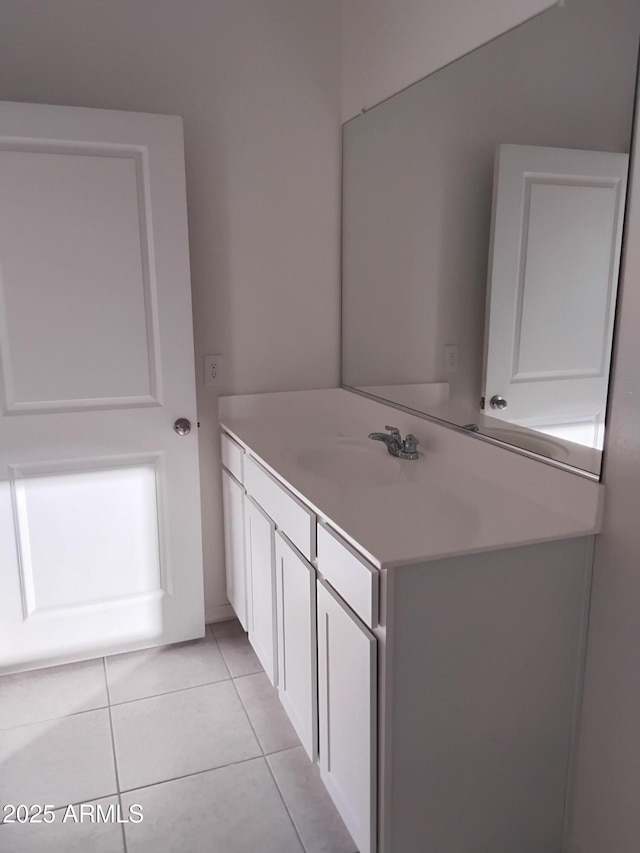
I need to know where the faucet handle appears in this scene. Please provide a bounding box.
[384,425,401,436]
[403,434,419,452]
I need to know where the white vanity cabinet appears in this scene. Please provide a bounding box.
[219,406,596,853]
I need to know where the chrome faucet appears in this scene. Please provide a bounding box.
[368,425,419,460]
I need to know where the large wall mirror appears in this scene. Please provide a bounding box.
[341,0,640,478]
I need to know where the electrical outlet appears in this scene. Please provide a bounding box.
[204,354,223,386]
[444,345,458,374]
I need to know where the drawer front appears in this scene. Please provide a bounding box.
[316,524,378,628]
[244,455,315,561]
[221,432,244,483]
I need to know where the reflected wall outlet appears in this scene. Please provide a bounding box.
[444,345,458,374]
[204,354,223,386]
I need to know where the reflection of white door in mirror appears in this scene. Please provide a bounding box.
[483,144,628,453]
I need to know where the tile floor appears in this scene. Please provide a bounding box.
[0,620,357,853]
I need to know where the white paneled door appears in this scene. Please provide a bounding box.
[483,144,627,446]
[0,102,204,673]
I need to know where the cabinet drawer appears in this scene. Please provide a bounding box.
[221,432,244,483]
[244,455,315,561]
[317,524,378,629]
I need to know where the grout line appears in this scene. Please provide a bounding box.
[103,659,128,853]
[228,671,307,851]
[0,670,238,731]
[0,702,111,732]
[0,634,233,732]
[231,669,268,684]
[214,627,262,678]
[209,631,233,680]
[117,753,265,797]
[107,674,233,709]
[119,790,128,853]
[229,671,266,757]
[263,743,303,758]
[264,750,308,852]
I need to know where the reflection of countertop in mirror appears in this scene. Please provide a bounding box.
[477,412,602,473]
[219,388,603,569]
[366,395,603,474]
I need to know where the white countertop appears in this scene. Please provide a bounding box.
[219,389,603,569]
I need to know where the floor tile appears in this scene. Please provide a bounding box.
[0,796,124,852]
[0,658,108,730]
[121,757,304,853]
[105,634,229,704]
[213,620,263,677]
[235,672,300,754]
[0,708,117,809]
[268,747,357,853]
[209,618,242,638]
[111,680,261,791]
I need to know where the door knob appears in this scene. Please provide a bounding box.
[489,395,508,410]
[173,418,192,435]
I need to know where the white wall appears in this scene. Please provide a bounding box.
[341,0,557,120]
[0,0,342,620]
[566,78,640,853]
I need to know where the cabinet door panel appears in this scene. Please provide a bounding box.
[317,579,377,853]
[275,531,317,760]
[221,468,247,630]
[245,496,277,685]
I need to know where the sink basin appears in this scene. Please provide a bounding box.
[482,427,569,459]
[292,436,407,486]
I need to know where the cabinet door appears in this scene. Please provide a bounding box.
[317,579,377,853]
[275,531,317,760]
[221,468,248,631]
[245,495,277,685]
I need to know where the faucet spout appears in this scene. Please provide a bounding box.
[368,431,394,442]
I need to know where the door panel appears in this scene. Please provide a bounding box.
[10,459,163,615]
[483,144,627,445]
[317,579,377,853]
[515,182,616,380]
[275,531,317,760]
[0,146,159,412]
[222,468,248,630]
[0,102,203,672]
[245,496,277,685]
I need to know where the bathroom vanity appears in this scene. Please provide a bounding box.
[219,388,602,853]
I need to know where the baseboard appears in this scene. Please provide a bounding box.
[205,603,235,625]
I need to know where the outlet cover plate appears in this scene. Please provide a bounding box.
[204,354,223,386]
